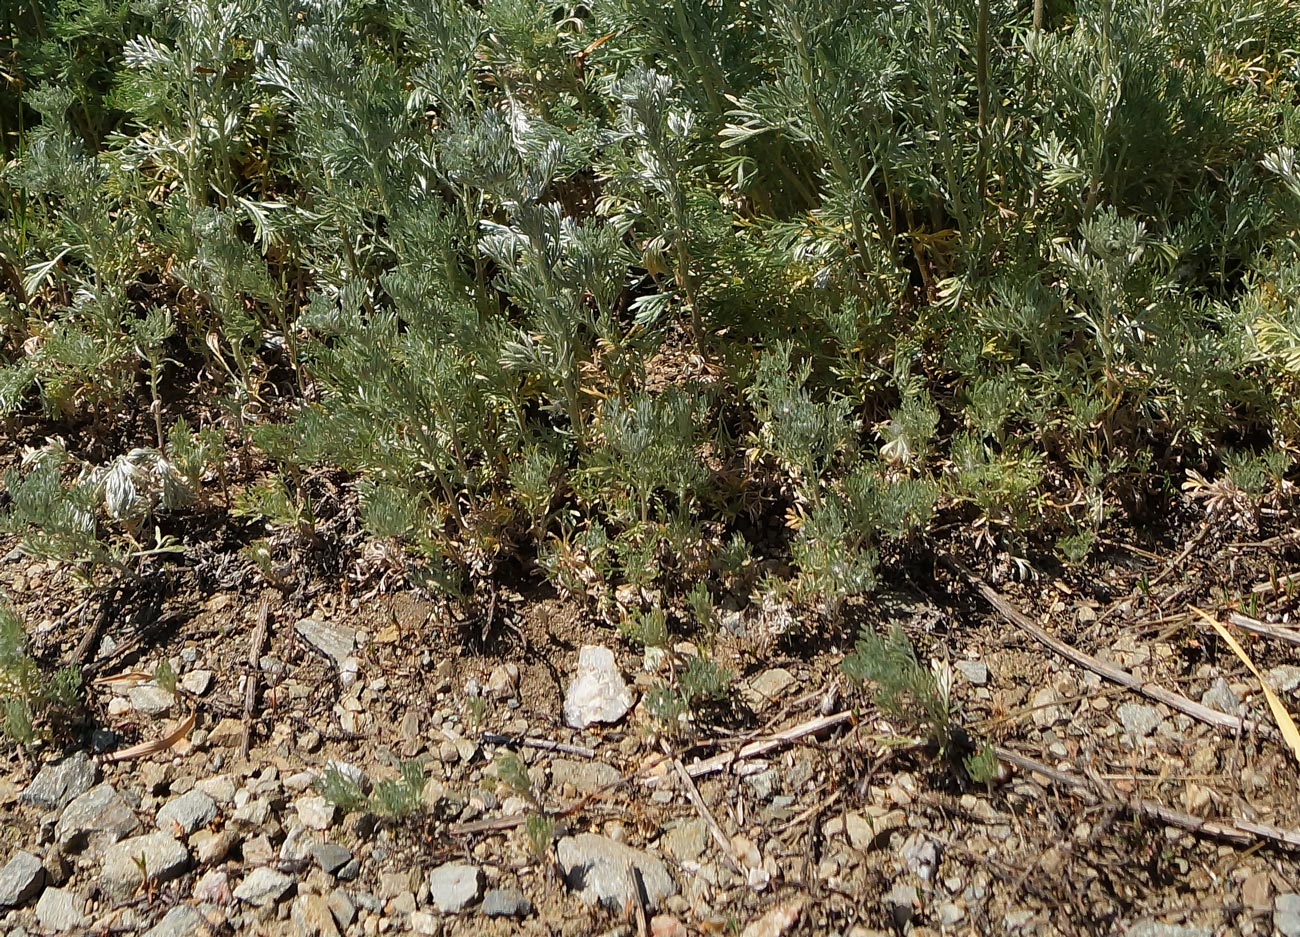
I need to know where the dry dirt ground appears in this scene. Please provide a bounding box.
[2,488,1300,937]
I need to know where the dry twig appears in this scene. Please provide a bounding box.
[995,746,1300,851]
[941,555,1266,737]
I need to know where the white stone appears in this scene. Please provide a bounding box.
[564,646,634,729]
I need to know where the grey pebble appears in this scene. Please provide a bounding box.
[556,834,676,912]
[0,851,45,907]
[427,862,482,913]
[22,752,97,810]
[481,888,531,918]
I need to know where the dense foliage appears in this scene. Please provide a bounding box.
[3,0,1299,631]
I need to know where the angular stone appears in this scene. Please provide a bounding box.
[34,887,85,932]
[295,619,356,670]
[747,668,796,701]
[557,834,676,911]
[294,795,337,831]
[179,670,213,696]
[311,843,353,876]
[427,862,482,913]
[156,790,216,836]
[564,646,634,729]
[142,905,207,937]
[954,660,989,686]
[550,759,622,795]
[1278,893,1300,937]
[1118,703,1162,737]
[292,893,341,937]
[55,784,140,851]
[22,752,96,810]
[480,888,531,918]
[1200,677,1239,714]
[128,684,176,716]
[101,832,190,898]
[0,851,45,907]
[233,867,293,906]
[660,820,709,863]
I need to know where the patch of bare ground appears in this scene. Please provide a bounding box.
[0,506,1299,937]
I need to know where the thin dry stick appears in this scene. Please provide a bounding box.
[941,555,1266,737]
[995,746,1300,851]
[481,733,597,759]
[680,710,855,780]
[1227,613,1300,650]
[672,759,741,873]
[240,597,271,759]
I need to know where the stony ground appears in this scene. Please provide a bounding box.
[2,518,1300,937]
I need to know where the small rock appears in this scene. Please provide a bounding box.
[1268,666,1300,694]
[279,823,317,865]
[486,664,520,700]
[142,905,207,937]
[1242,871,1271,910]
[1200,677,1239,714]
[743,768,779,801]
[193,868,232,904]
[1117,702,1162,737]
[550,759,622,795]
[128,684,176,716]
[564,646,635,729]
[101,832,190,898]
[55,783,140,850]
[1278,893,1300,937]
[652,916,689,937]
[179,670,213,696]
[410,911,442,935]
[480,888,531,917]
[660,820,708,863]
[954,660,989,686]
[35,886,84,932]
[195,775,237,804]
[295,795,337,831]
[233,867,294,906]
[740,901,803,937]
[0,851,45,907]
[292,893,342,937]
[427,862,482,913]
[311,843,353,876]
[157,790,217,836]
[327,889,356,930]
[22,752,97,810]
[557,833,676,911]
[1030,688,1064,728]
[295,618,356,670]
[937,902,965,926]
[885,883,917,930]
[747,668,796,701]
[191,829,237,865]
[899,833,940,882]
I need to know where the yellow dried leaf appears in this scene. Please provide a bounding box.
[1191,606,1300,768]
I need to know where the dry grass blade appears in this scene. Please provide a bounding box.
[92,671,152,688]
[1192,606,1300,768]
[100,712,196,764]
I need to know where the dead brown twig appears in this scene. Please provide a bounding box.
[996,745,1300,851]
[940,554,1267,738]
[1226,612,1300,650]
